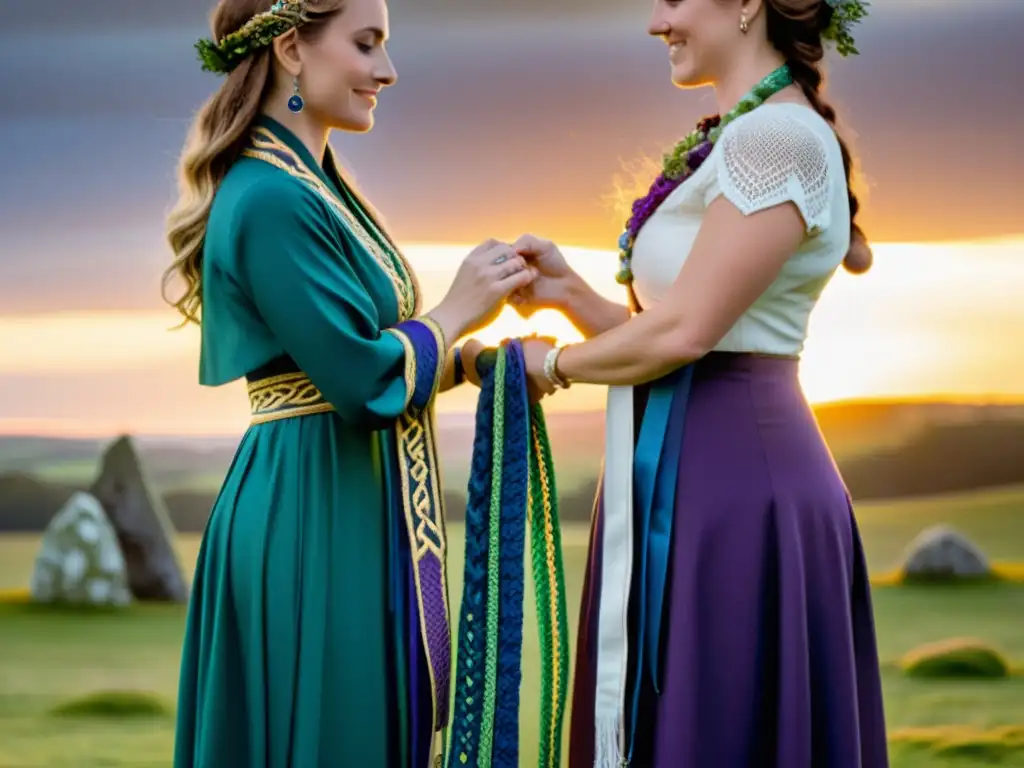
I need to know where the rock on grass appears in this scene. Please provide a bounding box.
[901,637,1011,679]
[49,690,172,718]
[900,525,992,583]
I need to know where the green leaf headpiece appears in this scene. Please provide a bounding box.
[195,0,307,74]
[822,0,869,57]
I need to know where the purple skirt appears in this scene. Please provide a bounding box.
[569,352,889,767]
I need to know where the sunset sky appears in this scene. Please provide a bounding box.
[1,0,1022,436]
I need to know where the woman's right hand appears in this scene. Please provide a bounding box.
[508,233,579,317]
[428,239,535,342]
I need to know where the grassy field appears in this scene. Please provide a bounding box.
[1,487,1023,766]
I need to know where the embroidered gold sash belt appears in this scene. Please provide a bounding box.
[247,371,335,424]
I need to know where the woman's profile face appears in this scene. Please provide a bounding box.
[298,0,397,132]
[648,0,746,89]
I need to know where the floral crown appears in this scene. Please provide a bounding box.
[822,0,869,57]
[195,0,307,74]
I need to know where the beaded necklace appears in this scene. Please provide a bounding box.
[615,64,794,286]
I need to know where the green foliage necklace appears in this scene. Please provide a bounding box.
[615,63,794,287]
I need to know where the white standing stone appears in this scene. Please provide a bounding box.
[29,492,133,606]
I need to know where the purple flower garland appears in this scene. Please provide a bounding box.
[615,116,720,285]
[615,64,795,287]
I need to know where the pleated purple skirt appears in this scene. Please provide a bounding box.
[569,352,889,767]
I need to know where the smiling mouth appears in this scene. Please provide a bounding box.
[354,89,379,102]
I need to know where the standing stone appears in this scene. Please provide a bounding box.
[901,524,992,581]
[89,436,189,602]
[30,491,133,606]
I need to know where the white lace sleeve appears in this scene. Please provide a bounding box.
[705,108,835,234]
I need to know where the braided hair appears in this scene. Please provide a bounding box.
[765,0,872,273]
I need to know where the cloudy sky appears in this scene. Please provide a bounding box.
[0,0,1022,435]
[1,0,1022,314]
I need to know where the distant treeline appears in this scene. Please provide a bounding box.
[841,419,1024,500]
[2,419,1024,533]
[0,474,601,533]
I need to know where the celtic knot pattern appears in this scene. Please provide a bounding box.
[248,372,334,423]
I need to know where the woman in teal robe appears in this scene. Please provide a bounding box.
[168,4,533,765]
[173,118,528,765]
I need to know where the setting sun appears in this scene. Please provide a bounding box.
[417,237,1024,410]
[1,238,1022,436]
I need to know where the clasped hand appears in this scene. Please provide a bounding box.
[456,233,572,403]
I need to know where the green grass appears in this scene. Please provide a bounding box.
[855,484,1024,573]
[890,725,1024,766]
[0,600,186,767]
[30,459,101,486]
[2,486,1024,766]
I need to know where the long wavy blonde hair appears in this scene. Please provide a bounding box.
[163,0,346,325]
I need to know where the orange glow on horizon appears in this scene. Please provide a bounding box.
[1,237,1022,437]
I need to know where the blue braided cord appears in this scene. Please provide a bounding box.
[446,364,496,767]
[492,340,530,766]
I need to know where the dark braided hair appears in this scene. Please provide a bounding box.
[765,0,872,273]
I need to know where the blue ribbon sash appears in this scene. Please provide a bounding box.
[627,364,693,759]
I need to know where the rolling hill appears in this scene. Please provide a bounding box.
[1,399,1023,532]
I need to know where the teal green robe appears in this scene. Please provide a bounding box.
[175,117,451,768]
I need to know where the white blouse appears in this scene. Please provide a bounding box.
[591,107,856,759]
[629,102,851,356]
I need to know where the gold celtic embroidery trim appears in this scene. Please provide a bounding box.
[396,406,451,732]
[242,126,419,321]
[248,372,335,424]
[398,412,446,560]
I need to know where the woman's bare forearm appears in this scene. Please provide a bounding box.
[561,274,631,338]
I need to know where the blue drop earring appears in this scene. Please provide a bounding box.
[287,77,304,113]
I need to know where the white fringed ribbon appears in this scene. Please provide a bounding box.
[593,384,635,767]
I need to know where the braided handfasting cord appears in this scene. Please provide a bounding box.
[446,340,570,768]
[528,404,570,766]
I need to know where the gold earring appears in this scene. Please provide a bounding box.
[740,13,749,33]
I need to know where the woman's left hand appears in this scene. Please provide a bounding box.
[521,336,557,403]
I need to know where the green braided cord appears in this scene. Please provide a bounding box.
[541,407,570,765]
[528,422,553,762]
[528,405,570,766]
[477,347,506,765]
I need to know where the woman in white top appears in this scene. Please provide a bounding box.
[507,0,888,765]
